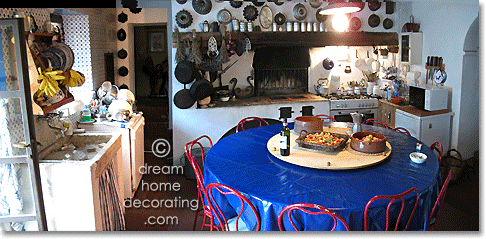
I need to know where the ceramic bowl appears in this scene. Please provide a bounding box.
[350,131,387,153]
[410,152,427,164]
[294,116,324,135]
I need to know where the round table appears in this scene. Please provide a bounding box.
[204,122,440,231]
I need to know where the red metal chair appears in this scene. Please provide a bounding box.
[364,118,389,129]
[314,114,337,122]
[278,203,350,231]
[430,142,444,163]
[184,135,221,231]
[394,127,411,136]
[428,170,453,231]
[206,183,261,231]
[364,187,419,231]
[236,117,269,132]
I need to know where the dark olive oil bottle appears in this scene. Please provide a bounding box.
[280,119,290,156]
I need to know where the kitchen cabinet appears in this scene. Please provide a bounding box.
[395,109,453,151]
[400,32,423,65]
[79,113,145,199]
[39,133,124,231]
[378,100,399,128]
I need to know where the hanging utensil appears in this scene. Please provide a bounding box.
[207,36,219,58]
[365,50,373,65]
[245,38,251,55]
[355,50,364,67]
[192,0,212,15]
[293,3,307,21]
[174,84,195,109]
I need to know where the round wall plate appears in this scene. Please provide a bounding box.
[260,5,273,29]
[217,8,232,25]
[293,3,307,21]
[117,28,126,41]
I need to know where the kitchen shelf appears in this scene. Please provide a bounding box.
[173,31,398,48]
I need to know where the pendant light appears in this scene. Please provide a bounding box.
[319,1,365,15]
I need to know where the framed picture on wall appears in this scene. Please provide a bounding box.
[149,31,166,53]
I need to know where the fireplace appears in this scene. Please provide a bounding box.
[252,47,310,96]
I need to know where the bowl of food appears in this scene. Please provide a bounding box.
[294,116,324,135]
[350,131,387,153]
[410,152,427,164]
[295,131,349,152]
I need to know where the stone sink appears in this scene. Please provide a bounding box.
[39,133,117,162]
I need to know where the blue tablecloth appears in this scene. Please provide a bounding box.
[204,122,440,231]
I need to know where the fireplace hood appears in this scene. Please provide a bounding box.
[252,47,310,70]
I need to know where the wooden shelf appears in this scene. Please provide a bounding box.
[173,31,398,48]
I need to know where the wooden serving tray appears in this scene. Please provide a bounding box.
[267,132,391,170]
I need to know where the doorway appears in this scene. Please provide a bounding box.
[132,24,171,164]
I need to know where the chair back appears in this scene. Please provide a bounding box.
[206,183,261,231]
[364,187,419,231]
[394,127,411,136]
[428,170,452,230]
[184,136,213,212]
[236,117,269,132]
[278,203,350,231]
[430,142,444,163]
[364,118,389,129]
[314,114,337,122]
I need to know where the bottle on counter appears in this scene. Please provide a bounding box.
[280,119,290,156]
[82,105,91,122]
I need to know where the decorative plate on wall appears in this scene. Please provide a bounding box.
[119,66,129,76]
[293,3,307,21]
[243,5,259,21]
[175,9,193,28]
[192,0,212,15]
[117,28,127,41]
[118,49,128,59]
[118,12,128,23]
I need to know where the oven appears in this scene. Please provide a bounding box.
[329,108,378,123]
[328,97,379,123]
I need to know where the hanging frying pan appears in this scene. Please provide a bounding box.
[192,0,212,15]
[368,14,380,28]
[174,84,195,109]
[190,71,213,100]
[322,57,334,70]
[349,17,362,31]
[117,28,126,41]
[175,60,196,84]
[368,1,382,11]
[383,18,394,30]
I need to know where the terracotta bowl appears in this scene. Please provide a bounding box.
[350,131,387,154]
[294,116,324,135]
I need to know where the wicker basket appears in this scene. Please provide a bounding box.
[295,130,349,152]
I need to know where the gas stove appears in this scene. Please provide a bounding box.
[322,93,379,110]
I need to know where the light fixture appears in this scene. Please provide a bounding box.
[332,13,349,32]
[319,1,365,15]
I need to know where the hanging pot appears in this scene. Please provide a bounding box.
[368,14,380,28]
[405,15,420,32]
[175,60,196,84]
[174,84,195,109]
[322,57,334,70]
[192,0,212,15]
[190,71,213,101]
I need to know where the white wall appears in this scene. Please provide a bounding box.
[409,1,478,157]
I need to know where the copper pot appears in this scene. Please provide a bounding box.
[405,15,420,32]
